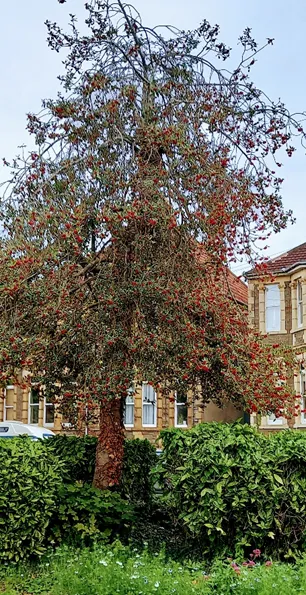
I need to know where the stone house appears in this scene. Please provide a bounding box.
[245,241,306,431]
[0,269,248,439]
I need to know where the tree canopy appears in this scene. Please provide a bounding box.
[0,0,304,485]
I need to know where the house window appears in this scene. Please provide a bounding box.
[265,284,281,332]
[297,281,303,327]
[44,397,55,427]
[28,388,40,425]
[4,385,14,421]
[142,383,157,427]
[175,390,188,427]
[300,366,306,424]
[124,387,135,427]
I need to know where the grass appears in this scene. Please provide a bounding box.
[1,543,306,594]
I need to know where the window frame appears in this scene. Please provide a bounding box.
[175,391,188,428]
[297,280,303,328]
[3,385,15,422]
[142,382,157,427]
[265,284,281,332]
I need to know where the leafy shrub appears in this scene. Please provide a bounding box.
[154,423,306,559]
[46,435,158,507]
[269,431,306,555]
[0,437,63,563]
[120,438,158,506]
[50,483,135,546]
[44,434,97,483]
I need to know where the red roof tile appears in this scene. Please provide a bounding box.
[226,268,248,306]
[245,241,306,277]
[195,245,248,306]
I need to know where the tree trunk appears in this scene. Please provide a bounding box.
[93,398,125,489]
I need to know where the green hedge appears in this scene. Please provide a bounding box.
[0,438,63,562]
[154,423,306,559]
[45,435,157,507]
[50,483,135,546]
[0,437,135,562]
[43,434,97,483]
[120,438,158,506]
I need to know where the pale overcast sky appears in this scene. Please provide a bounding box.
[0,0,305,272]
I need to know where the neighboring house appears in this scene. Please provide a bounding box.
[245,241,306,431]
[0,269,248,439]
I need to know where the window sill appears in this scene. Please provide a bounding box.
[142,425,157,428]
[265,330,287,335]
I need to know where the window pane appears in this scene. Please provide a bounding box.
[265,285,280,331]
[301,369,306,395]
[30,389,40,405]
[143,403,155,425]
[142,384,156,425]
[30,405,39,424]
[124,404,134,425]
[176,390,187,404]
[5,407,14,421]
[298,283,303,325]
[45,404,54,424]
[5,388,14,407]
[176,404,188,426]
[268,413,283,425]
[143,384,156,403]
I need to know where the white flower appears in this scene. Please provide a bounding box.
[154,581,160,588]
[99,560,108,566]
[116,561,123,566]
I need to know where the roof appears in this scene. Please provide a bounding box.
[195,244,248,306]
[245,241,306,278]
[226,268,248,306]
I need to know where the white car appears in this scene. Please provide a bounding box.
[0,421,54,440]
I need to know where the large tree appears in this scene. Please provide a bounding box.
[0,0,304,487]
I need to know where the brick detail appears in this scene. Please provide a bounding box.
[265,333,292,346]
[284,281,292,332]
[15,387,24,421]
[294,330,304,346]
[254,285,259,331]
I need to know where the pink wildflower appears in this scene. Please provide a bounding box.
[252,549,261,558]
